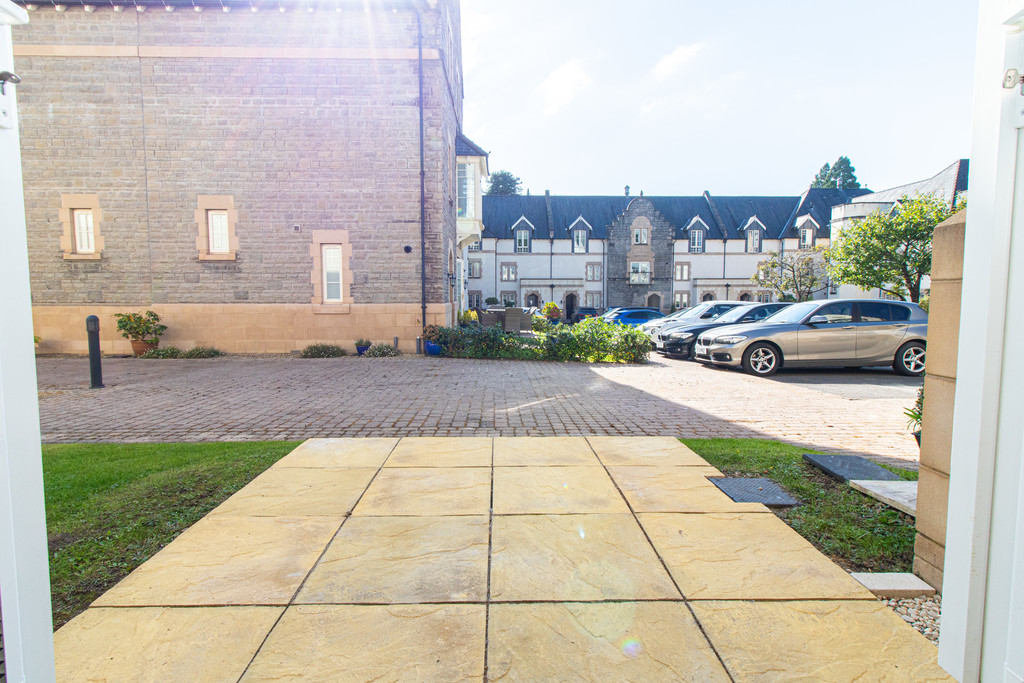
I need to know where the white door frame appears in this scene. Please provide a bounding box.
[940,1,1024,680]
[0,2,57,680]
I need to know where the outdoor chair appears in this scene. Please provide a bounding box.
[503,308,522,333]
[480,311,499,328]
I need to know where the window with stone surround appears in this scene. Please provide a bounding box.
[673,291,689,308]
[469,260,482,278]
[196,196,238,261]
[585,291,602,308]
[758,292,772,303]
[629,262,651,284]
[501,291,517,306]
[633,227,648,245]
[468,291,483,309]
[310,229,352,311]
[674,262,690,281]
[585,263,602,281]
[60,194,104,260]
[500,263,517,281]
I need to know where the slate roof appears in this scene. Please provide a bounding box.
[851,159,967,205]
[482,189,869,241]
[456,133,488,158]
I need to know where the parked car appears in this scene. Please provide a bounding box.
[655,302,790,358]
[638,307,694,337]
[693,299,927,377]
[603,308,665,326]
[571,307,599,323]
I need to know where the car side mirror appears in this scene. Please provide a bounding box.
[807,315,828,325]
[700,313,714,319]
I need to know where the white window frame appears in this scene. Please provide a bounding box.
[746,229,761,254]
[467,240,482,251]
[689,230,704,253]
[757,292,772,303]
[585,291,602,308]
[207,209,230,254]
[500,263,517,281]
[457,163,474,219]
[73,209,95,254]
[469,260,482,279]
[629,261,651,285]
[321,245,343,303]
[515,229,530,253]
[633,227,648,245]
[573,229,588,253]
[585,263,602,281]
[800,227,814,249]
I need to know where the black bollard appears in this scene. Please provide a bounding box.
[86,315,104,389]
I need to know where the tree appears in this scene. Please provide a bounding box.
[752,249,829,302]
[485,170,523,196]
[811,156,861,189]
[825,194,959,302]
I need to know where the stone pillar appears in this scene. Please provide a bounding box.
[913,209,965,589]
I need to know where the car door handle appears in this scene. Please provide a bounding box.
[893,323,907,327]
[842,325,855,329]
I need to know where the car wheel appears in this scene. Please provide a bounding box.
[742,342,781,377]
[894,341,926,376]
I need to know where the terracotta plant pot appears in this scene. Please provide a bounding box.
[131,340,158,357]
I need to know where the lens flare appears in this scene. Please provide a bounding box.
[619,637,642,658]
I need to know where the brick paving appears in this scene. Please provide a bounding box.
[35,354,923,464]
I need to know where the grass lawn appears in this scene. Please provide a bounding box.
[683,438,918,574]
[43,441,299,630]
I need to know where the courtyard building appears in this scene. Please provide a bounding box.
[16,0,471,354]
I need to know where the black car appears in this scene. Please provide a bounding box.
[655,302,790,358]
[571,307,599,323]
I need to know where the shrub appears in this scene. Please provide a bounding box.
[917,295,929,313]
[531,315,553,334]
[140,346,182,359]
[364,343,402,357]
[458,310,478,326]
[182,346,224,359]
[114,310,167,344]
[421,325,442,342]
[484,297,500,306]
[355,339,372,347]
[610,323,652,364]
[300,343,348,358]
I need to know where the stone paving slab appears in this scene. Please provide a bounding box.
[851,479,918,517]
[55,437,946,681]
[608,466,769,513]
[804,452,903,482]
[207,467,376,518]
[35,356,923,464]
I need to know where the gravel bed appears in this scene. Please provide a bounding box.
[885,594,940,643]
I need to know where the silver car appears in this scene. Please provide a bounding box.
[693,299,928,377]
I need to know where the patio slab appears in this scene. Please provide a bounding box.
[487,602,730,682]
[384,436,493,468]
[58,437,945,681]
[587,435,709,466]
[241,604,486,682]
[493,466,629,514]
[493,436,601,466]
[691,600,952,681]
[850,479,918,516]
[639,512,875,600]
[489,514,679,601]
[297,516,489,604]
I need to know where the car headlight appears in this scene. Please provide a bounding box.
[668,331,694,340]
[714,335,748,344]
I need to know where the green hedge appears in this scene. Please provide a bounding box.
[434,318,649,364]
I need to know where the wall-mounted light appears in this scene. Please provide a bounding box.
[53,3,67,11]
[112,3,124,11]
[83,3,96,10]
[135,4,146,11]
[447,272,456,287]
[25,2,38,8]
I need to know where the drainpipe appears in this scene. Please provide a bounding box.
[417,11,427,328]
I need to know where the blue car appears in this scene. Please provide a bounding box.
[602,308,664,326]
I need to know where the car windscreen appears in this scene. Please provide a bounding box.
[673,303,711,320]
[760,301,818,324]
[713,305,758,324]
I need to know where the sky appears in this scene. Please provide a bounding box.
[460,1,979,198]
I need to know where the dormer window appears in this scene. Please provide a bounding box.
[457,163,475,218]
[800,227,814,249]
[573,229,588,253]
[746,229,761,253]
[467,240,481,251]
[515,229,531,253]
[689,229,705,254]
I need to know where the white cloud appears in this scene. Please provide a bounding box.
[537,59,593,116]
[651,42,707,81]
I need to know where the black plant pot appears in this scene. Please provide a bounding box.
[913,430,921,447]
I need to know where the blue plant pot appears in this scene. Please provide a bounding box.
[356,345,370,356]
[425,340,442,356]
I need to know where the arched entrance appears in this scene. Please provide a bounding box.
[646,293,661,310]
[526,293,539,308]
[740,293,752,302]
[564,293,578,321]
[702,292,715,302]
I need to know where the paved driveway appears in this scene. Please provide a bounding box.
[36,355,921,464]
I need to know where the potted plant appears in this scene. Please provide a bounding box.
[355,338,372,356]
[422,325,442,356]
[542,302,561,322]
[905,385,923,446]
[114,310,167,357]
[484,297,500,308]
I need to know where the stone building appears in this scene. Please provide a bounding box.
[16,0,475,354]
[473,188,868,319]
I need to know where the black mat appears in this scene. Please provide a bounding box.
[710,477,799,508]
[802,453,901,482]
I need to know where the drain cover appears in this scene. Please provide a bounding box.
[710,477,799,508]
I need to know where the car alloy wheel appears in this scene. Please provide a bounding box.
[895,341,926,376]
[743,342,779,377]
